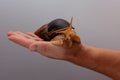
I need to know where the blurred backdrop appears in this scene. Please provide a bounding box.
[1,0,120,80]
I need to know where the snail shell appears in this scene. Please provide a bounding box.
[34,18,80,48]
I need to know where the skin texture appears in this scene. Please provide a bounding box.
[7,31,120,80]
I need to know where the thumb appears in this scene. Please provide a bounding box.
[29,41,51,53]
[29,41,66,59]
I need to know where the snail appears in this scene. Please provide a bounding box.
[34,17,80,48]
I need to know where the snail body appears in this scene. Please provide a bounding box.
[34,18,80,48]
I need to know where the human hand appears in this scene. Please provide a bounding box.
[7,30,120,79]
[7,31,83,60]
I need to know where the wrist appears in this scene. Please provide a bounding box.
[65,44,88,63]
[66,45,97,68]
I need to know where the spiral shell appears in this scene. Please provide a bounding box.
[34,18,80,48]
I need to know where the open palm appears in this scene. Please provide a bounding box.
[7,31,81,60]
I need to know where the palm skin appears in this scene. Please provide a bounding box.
[7,31,82,60]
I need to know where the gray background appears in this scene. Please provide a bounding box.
[0,0,120,80]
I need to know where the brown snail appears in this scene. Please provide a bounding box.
[34,17,80,48]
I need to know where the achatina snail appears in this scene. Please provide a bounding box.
[34,17,80,48]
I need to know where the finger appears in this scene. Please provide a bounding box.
[8,31,24,36]
[10,31,35,39]
[29,41,48,52]
[8,34,33,48]
[26,32,39,38]
[24,34,34,39]
[15,31,23,34]
[24,34,41,41]
[29,41,51,57]
[26,32,43,41]
[29,41,65,59]
[7,31,16,36]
